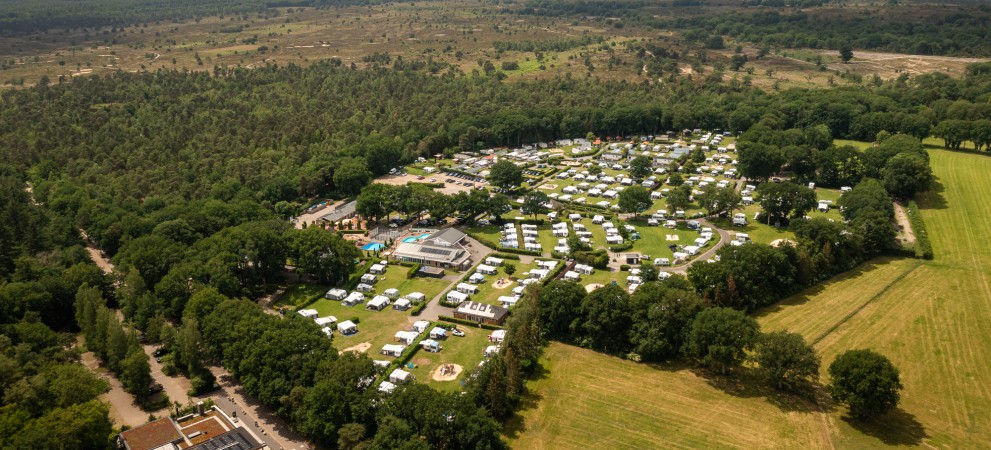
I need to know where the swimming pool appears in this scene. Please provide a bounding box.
[401,233,432,243]
[361,243,385,251]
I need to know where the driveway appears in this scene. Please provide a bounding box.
[143,345,193,407]
[411,234,493,322]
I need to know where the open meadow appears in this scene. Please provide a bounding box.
[510,147,991,448]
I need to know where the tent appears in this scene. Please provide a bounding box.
[367,296,391,311]
[342,291,365,306]
[393,298,412,311]
[389,369,413,383]
[337,320,358,335]
[383,288,400,299]
[406,292,426,303]
[381,344,405,357]
[395,331,419,345]
[378,381,397,393]
[412,320,431,333]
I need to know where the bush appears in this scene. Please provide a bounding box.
[438,315,503,330]
[906,200,934,260]
[410,302,427,316]
[406,263,421,279]
[610,242,634,252]
[348,316,360,324]
[619,264,631,271]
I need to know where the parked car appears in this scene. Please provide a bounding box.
[452,328,465,337]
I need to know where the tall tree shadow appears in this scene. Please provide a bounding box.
[842,407,928,446]
[917,177,947,210]
[690,366,825,414]
[501,362,548,440]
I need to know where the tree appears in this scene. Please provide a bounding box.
[882,153,932,199]
[665,184,692,211]
[839,45,854,63]
[754,331,820,391]
[521,191,549,218]
[540,280,586,340]
[617,186,652,217]
[488,161,524,190]
[503,264,516,277]
[579,284,632,353]
[862,134,926,179]
[629,282,702,361]
[758,182,817,224]
[696,185,742,217]
[484,193,511,221]
[738,142,784,181]
[829,349,902,419]
[629,156,653,180]
[683,307,760,374]
[119,349,152,398]
[333,157,372,197]
[288,227,360,285]
[356,184,395,223]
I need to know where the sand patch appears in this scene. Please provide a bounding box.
[431,363,463,382]
[539,183,558,190]
[339,342,371,354]
[492,278,513,289]
[666,235,679,241]
[585,283,604,293]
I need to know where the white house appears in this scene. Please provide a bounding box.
[412,320,431,333]
[314,316,337,327]
[367,295,391,311]
[485,257,505,267]
[446,290,469,303]
[395,331,419,345]
[342,291,365,306]
[489,329,507,343]
[337,320,358,335]
[389,369,413,383]
[468,273,486,284]
[420,339,442,353]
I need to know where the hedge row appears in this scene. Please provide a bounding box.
[438,315,503,330]
[339,230,369,235]
[409,302,428,316]
[906,200,934,260]
[466,232,542,256]
[342,260,375,291]
[609,242,634,252]
[489,253,522,261]
[405,263,421,279]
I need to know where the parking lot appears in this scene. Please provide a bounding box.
[373,173,483,195]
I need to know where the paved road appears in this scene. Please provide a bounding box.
[206,366,311,450]
[80,347,149,428]
[143,345,193,406]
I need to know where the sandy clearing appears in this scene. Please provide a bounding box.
[340,342,371,354]
[374,173,482,195]
[431,363,463,382]
[585,283,604,293]
[492,279,513,289]
[893,202,916,245]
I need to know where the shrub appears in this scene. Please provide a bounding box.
[410,302,427,316]
[906,200,934,260]
[490,253,522,260]
[348,316,360,324]
[610,242,634,252]
[619,264,631,271]
[438,315,503,330]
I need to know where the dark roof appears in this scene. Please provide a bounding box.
[427,228,466,245]
[187,428,263,450]
[120,418,182,450]
[418,266,445,275]
[320,200,357,222]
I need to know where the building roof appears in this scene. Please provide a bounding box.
[121,418,182,450]
[393,241,469,265]
[319,200,357,222]
[427,228,467,246]
[455,301,508,322]
[187,428,263,450]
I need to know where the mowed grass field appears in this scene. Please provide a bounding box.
[506,342,832,449]
[509,149,991,448]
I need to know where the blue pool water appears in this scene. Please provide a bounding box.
[362,243,385,251]
[402,233,432,243]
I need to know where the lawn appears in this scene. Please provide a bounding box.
[309,297,415,356]
[373,264,451,302]
[753,148,991,448]
[710,204,797,245]
[627,219,716,260]
[274,283,329,308]
[405,326,492,392]
[505,342,830,449]
[470,261,539,307]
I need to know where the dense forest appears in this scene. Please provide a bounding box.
[0,0,400,33]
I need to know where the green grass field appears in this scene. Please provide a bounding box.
[510,148,991,448]
[405,326,492,391]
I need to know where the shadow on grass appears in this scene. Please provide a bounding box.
[752,258,894,320]
[842,407,928,446]
[502,361,548,440]
[690,366,829,415]
[917,177,947,211]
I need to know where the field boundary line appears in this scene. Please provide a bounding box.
[810,260,923,346]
